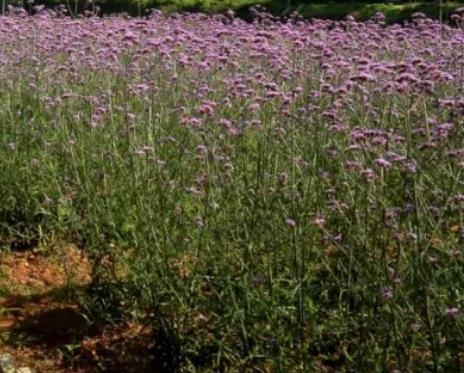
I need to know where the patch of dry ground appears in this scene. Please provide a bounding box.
[0,245,154,372]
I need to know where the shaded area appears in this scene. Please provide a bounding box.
[7,304,88,348]
[0,248,158,372]
[1,285,158,372]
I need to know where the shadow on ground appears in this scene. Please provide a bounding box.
[0,247,161,372]
[2,287,158,372]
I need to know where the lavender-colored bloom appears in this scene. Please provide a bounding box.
[410,322,421,332]
[404,161,417,174]
[312,217,326,228]
[380,287,393,300]
[285,218,297,228]
[361,168,376,180]
[374,158,392,169]
[247,102,260,111]
[444,307,460,318]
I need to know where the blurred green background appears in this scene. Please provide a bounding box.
[7,0,464,23]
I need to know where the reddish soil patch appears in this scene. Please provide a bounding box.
[0,245,154,372]
[0,245,91,290]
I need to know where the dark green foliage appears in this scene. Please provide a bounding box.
[4,0,463,23]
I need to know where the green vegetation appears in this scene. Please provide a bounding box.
[2,6,464,372]
[293,2,462,22]
[7,0,464,22]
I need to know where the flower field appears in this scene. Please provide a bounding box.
[1,6,464,371]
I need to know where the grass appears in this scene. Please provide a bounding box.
[1,9,464,371]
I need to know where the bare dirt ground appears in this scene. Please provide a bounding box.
[0,245,154,372]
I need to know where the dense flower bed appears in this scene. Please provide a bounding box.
[1,7,464,371]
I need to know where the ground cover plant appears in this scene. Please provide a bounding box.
[1,5,464,372]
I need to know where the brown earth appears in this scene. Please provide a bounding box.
[0,245,154,372]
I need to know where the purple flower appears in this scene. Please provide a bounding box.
[247,102,260,111]
[361,168,377,180]
[410,322,421,332]
[374,158,392,169]
[380,287,393,300]
[312,217,326,228]
[444,307,460,318]
[285,219,296,228]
